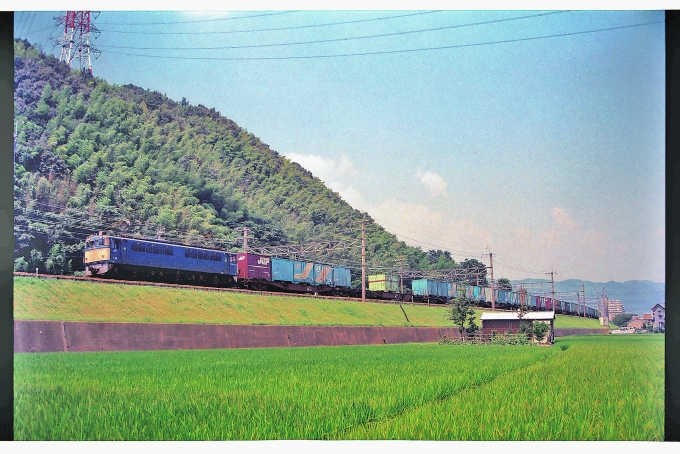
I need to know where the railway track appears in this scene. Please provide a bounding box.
[12,272,438,307]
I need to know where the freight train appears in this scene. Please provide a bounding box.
[368,273,599,318]
[83,232,600,318]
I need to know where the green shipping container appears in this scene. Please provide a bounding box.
[368,274,400,292]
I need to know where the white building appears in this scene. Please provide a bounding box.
[608,299,625,319]
[651,304,665,331]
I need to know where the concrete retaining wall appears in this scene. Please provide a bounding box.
[553,328,609,337]
[14,320,463,353]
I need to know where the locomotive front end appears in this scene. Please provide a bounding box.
[84,232,113,276]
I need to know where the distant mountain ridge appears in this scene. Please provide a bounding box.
[511,278,665,316]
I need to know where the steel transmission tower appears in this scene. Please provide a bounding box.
[52,11,101,74]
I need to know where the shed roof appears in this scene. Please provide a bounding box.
[480,311,555,321]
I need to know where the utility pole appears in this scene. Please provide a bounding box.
[242,227,253,253]
[545,270,555,312]
[489,251,495,310]
[13,120,18,180]
[395,256,406,296]
[361,213,366,303]
[582,282,586,317]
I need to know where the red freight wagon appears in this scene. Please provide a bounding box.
[237,253,272,281]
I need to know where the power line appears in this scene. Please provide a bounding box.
[375,219,486,258]
[101,20,663,61]
[97,11,568,50]
[97,11,441,34]
[96,11,299,26]
[492,255,545,275]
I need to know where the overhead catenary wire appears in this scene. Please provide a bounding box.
[96,11,442,34]
[96,10,299,26]
[99,19,664,61]
[96,11,569,50]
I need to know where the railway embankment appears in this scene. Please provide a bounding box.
[14,275,607,352]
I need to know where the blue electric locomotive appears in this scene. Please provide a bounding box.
[84,233,238,285]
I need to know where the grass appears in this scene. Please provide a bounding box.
[14,335,662,440]
[553,314,604,329]
[14,276,600,329]
[14,276,454,327]
[14,343,559,440]
[345,335,664,440]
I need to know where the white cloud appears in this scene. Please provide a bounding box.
[498,206,666,282]
[416,167,448,198]
[552,207,578,232]
[326,181,367,212]
[368,199,491,256]
[285,153,359,182]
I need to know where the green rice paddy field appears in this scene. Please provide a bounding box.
[14,335,663,440]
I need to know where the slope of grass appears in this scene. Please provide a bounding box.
[13,276,456,327]
[554,314,604,329]
[15,277,604,329]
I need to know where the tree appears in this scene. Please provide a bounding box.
[496,277,512,291]
[45,242,70,275]
[611,313,634,327]
[460,258,488,285]
[531,321,550,343]
[448,287,477,339]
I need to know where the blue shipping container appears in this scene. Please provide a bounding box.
[412,279,438,296]
[293,260,316,284]
[333,266,352,288]
[314,264,334,286]
[271,258,294,283]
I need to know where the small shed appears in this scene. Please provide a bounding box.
[480,311,555,343]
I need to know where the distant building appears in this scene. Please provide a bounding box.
[627,319,645,331]
[608,300,625,319]
[651,304,665,331]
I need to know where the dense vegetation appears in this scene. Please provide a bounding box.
[14,39,479,281]
[14,335,663,440]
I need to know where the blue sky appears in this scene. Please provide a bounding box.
[14,6,666,283]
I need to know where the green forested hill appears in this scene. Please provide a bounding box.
[13,39,475,279]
